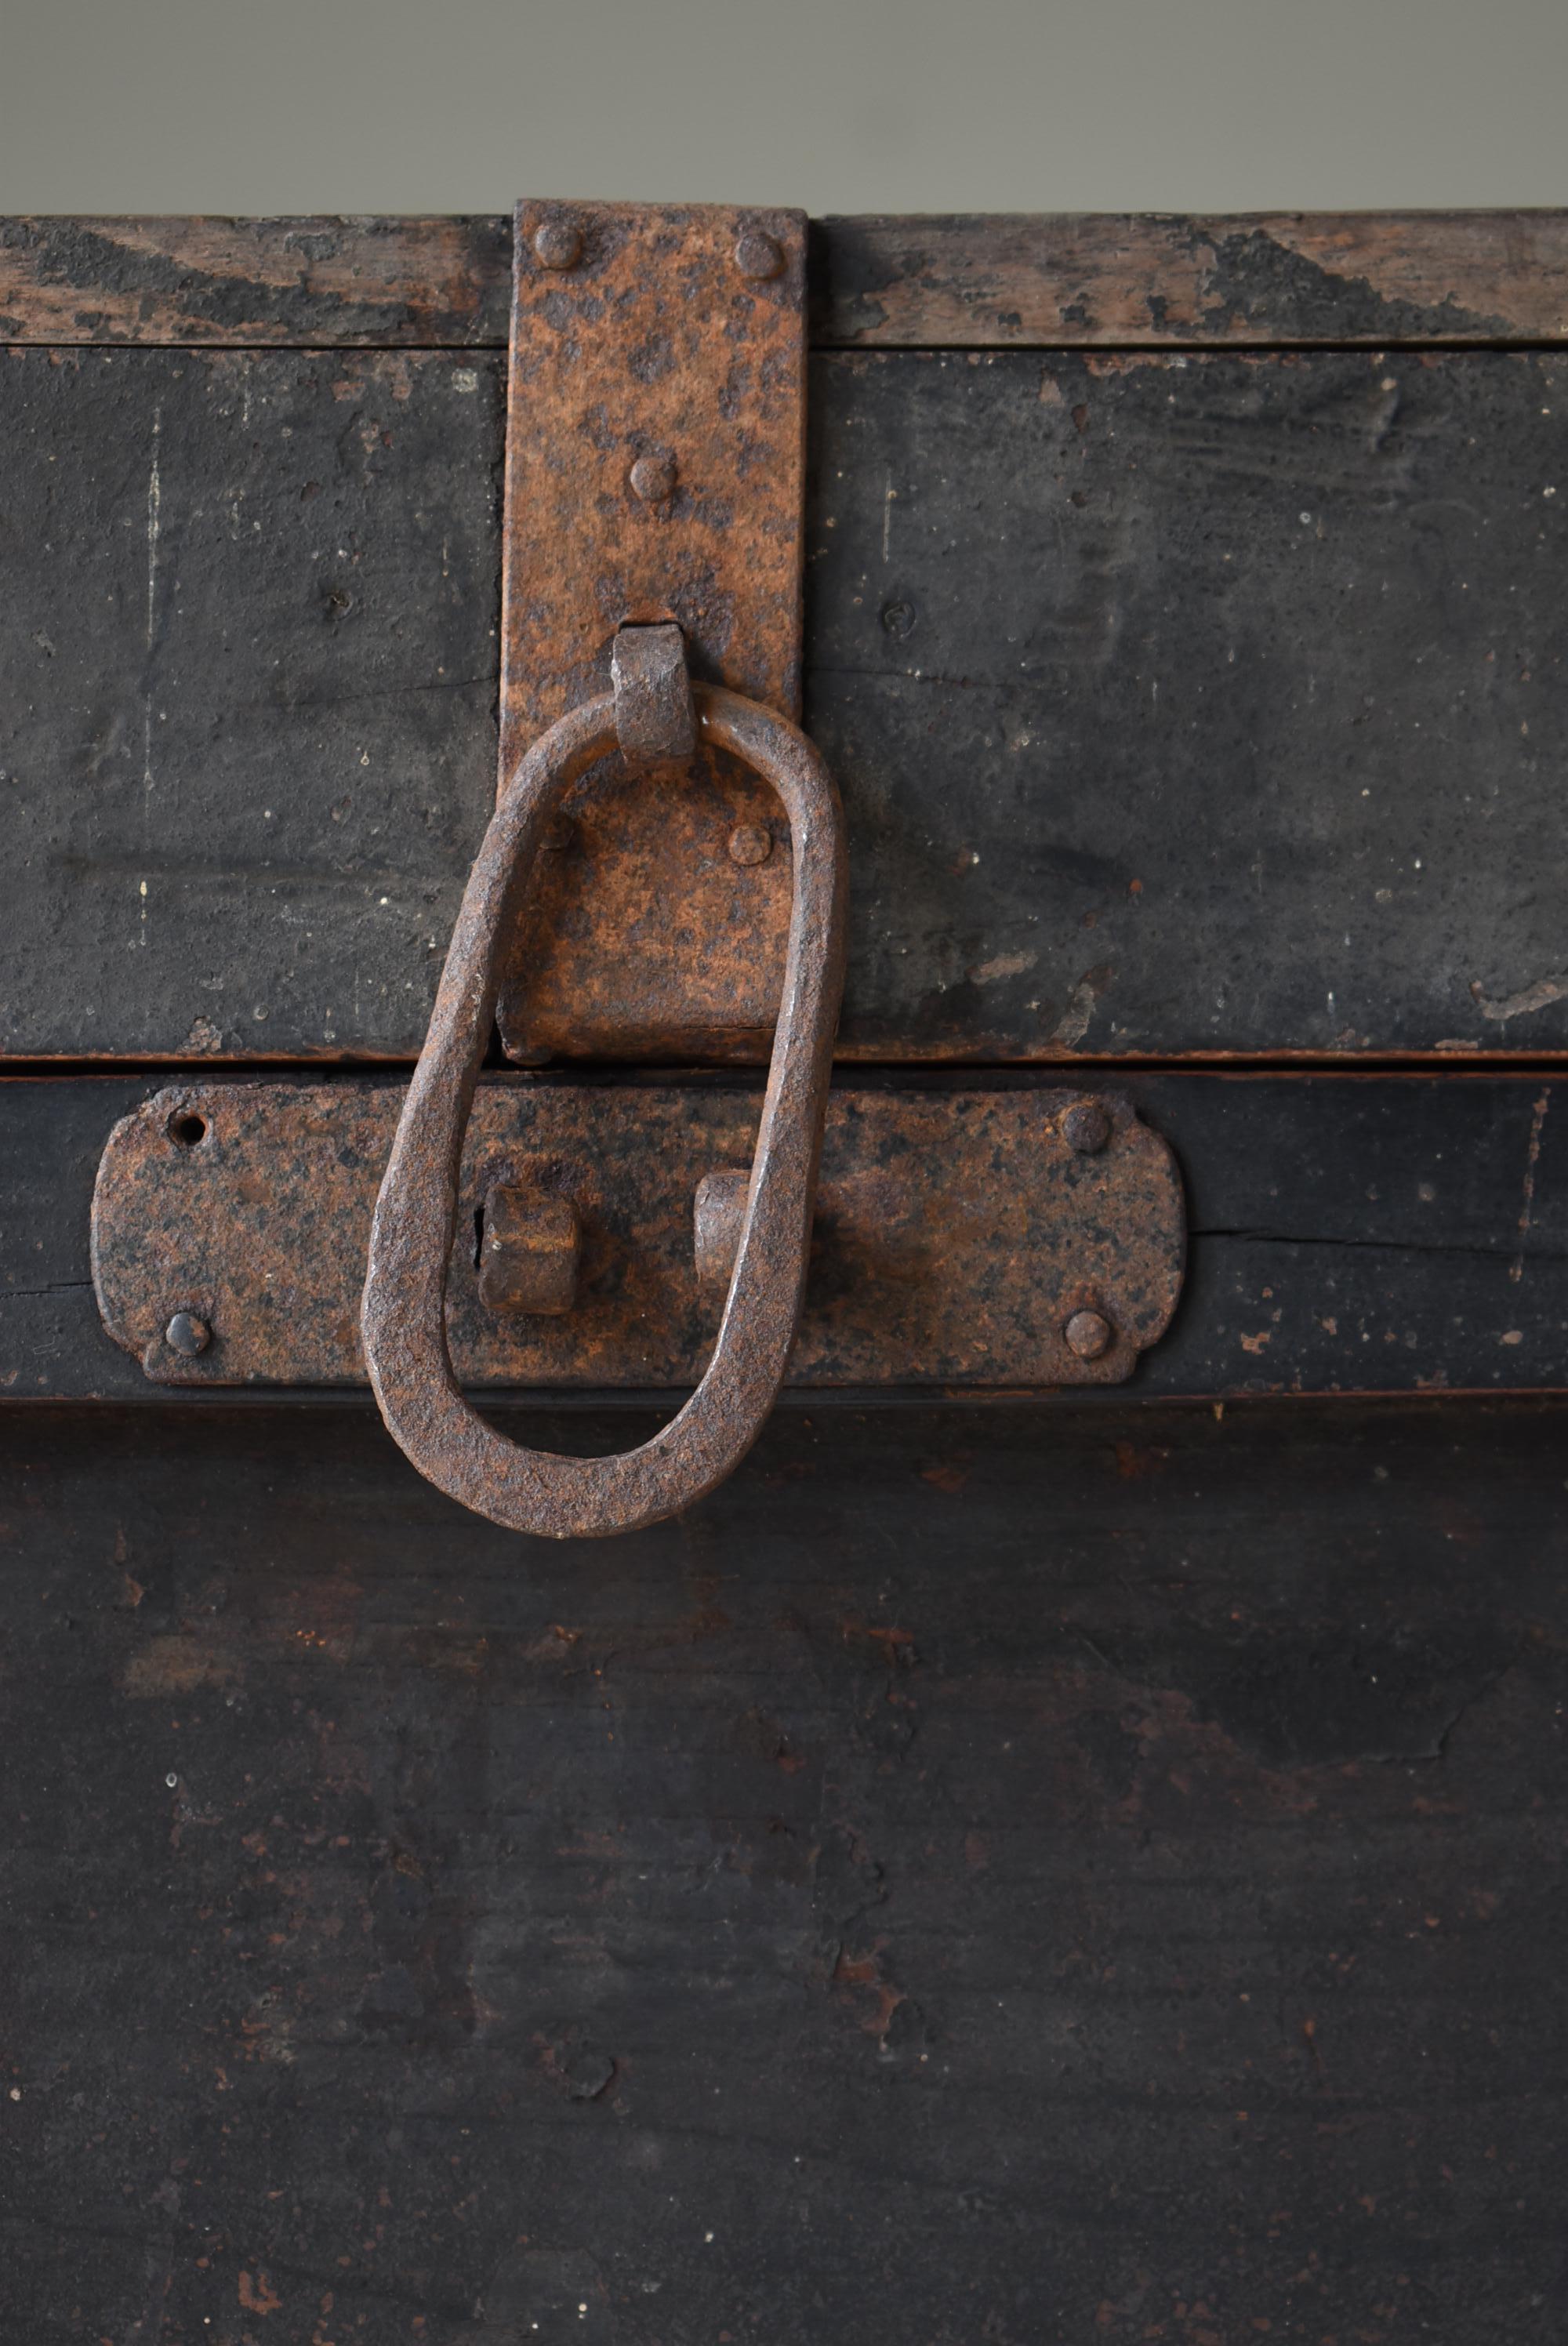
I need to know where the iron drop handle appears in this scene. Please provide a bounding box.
[361,634,848,1539]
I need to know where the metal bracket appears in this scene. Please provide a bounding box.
[93,1084,1185,1393]
[611,623,696,764]
[495,201,805,1064]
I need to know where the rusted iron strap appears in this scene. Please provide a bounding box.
[93,1083,1185,1394]
[501,202,805,757]
[497,201,806,1066]
[354,681,845,1540]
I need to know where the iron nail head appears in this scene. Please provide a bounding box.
[1064,1100,1112,1154]
[734,229,785,281]
[165,1311,212,1357]
[533,220,583,271]
[630,453,677,503]
[728,824,772,867]
[1065,1309,1112,1361]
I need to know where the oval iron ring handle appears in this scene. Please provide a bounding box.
[361,685,848,1539]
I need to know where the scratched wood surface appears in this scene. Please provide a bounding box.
[4,343,1566,1061]
[813,210,1568,348]
[3,1394,1565,2342]
[5,212,1568,348]
[7,1073,1568,1400]
[0,346,503,1062]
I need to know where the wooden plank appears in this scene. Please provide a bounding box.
[0,347,501,1061]
[5,213,1568,351]
[3,1391,1566,2336]
[808,345,1568,1061]
[815,210,1568,347]
[0,214,514,346]
[9,1073,1568,1401]
[1145,1073,1568,1396]
[6,344,1566,1063]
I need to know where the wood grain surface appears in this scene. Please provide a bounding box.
[0,214,514,346]
[5,345,1566,1062]
[5,212,1568,348]
[2,1393,1564,2339]
[0,347,502,1061]
[814,210,1568,347]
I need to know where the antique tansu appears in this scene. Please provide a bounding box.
[3,208,1567,2338]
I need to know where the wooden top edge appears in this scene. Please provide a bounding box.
[0,214,517,348]
[3,212,1568,348]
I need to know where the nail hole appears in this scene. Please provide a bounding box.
[473,1203,485,1270]
[168,1112,207,1149]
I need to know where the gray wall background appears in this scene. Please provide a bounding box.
[2,0,1565,216]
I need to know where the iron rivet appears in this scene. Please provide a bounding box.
[728,823,772,867]
[542,814,575,853]
[630,453,677,503]
[1064,1100,1112,1154]
[165,1312,211,1357]
[477,1184,579,1317]
[734,229,785,281]
[1065,1309,1112,1361]
[533,220,583,271]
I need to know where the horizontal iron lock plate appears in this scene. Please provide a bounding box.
[93,1082,1185,1393]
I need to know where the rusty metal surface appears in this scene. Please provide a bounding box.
[610,623,695,764]
[355,681,846,1539]
[93,1081,1185,1393]
[477,1177,579,1316]
[500,200,805,749]
[498,742,793,1062]
[694,1166,751,1292]
[496,200,804,1066]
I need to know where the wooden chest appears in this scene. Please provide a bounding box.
[3,209,1567,2341]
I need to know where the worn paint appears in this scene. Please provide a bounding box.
[7,212,1568,351]
[5,1396,1566,2337]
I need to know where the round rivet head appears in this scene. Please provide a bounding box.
[532,219,583,271]
[165,1311,211,1357]
[728,823,772,867]
[734,230,785,281]
[630,453,677,503]
[1064,1100,1112,1154]
[1065,1309,1112,1361]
